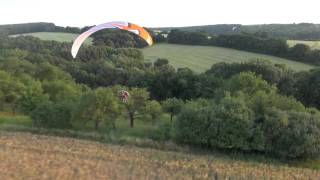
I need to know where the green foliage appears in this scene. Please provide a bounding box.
[17,77,49,114]
[161,98,184,121]
[264,109,320,158]
[168,29,209,45]
[209,95,254,150]
[210,34,288,55]
[154,58,169,67]
[207,60,292,85]
[198,74,223,98]
[174,96,254,150]
[173,72,320,159]
[73,88,121,130]
[142,100,162,124]
[0,23,64,35]
[124,88,150,128]
[294,69,320,109]
[31,101,73,129]
[35,62,73,81]
[223,72,276,95]
[159,23,320,41]
[173,99,212,146]
[148,67,201,100]
[92,29,148,48]
[0,70,26,111]
[150,121,173,141]
[42,80,81,103]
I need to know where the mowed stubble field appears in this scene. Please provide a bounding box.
[0,131,319,179]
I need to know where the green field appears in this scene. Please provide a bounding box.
[287,40,320,50]
[10,32,93,45]
[143,44,315,72]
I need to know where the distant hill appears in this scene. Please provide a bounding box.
[0,22,59,35]
[2,22,320,40]
[153,23,320,40]
[0,22,80,35]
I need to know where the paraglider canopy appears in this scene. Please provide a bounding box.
[232,26,237,31]
[71,21,153,58]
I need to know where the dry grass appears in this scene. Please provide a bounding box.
[0,131,319,180]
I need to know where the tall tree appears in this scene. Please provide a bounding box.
[143,100,162,125]
[162,98,184,122]
[123,88,149,128]
[73,88,120,130]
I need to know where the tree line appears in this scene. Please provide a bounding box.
[167,29,320,65]
[0,22,81,35]
[158,23,320,40]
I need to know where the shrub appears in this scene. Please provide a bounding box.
[150,121,173,141]
[72,88,121,130]
[174,96,254,150]
[31,101,73,129]
[173,99,212,146]
[208,95,254,150]
[161,98,184,122]
[264,109,320,158]
[173,94,320,159]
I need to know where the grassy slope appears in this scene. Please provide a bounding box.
[10,32,93,45]
[143,44,315,73]
[0,131,319,179]
[287,40,320,50]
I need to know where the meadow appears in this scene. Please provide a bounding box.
[287,40,320,50]
[143,44,314,72]
[10,32,93,45]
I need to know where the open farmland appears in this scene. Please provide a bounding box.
[0,131,319,179]
[143,44,315,72]
[10,32,93,45]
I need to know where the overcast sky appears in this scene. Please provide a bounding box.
[1,0,319,28]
